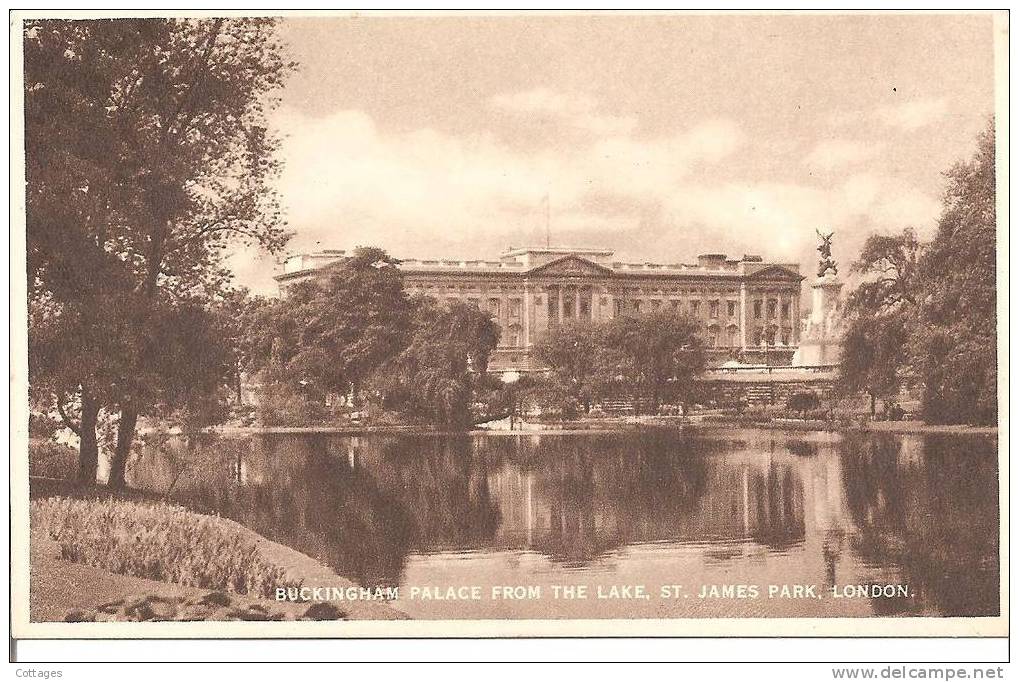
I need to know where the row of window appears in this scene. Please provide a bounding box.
[751,327,794,346]
[451,298,789,323]
[752,299,793,320]
[421,290,795,327]
[610,298,740,318]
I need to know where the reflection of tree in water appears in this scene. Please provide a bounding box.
[494,432,807,564]
[690,438,806,552]
[839,433,999,616]
[786,440,820,458]
[135,434,417,588]
[229,434,508,587]
[362,436,502,550]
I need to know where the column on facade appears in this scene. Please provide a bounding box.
[557,285,564,327]
[793,291,801,345]
[782,291,792,346]
[499,289,508,346]
[532,284,547,339]
[523,286,531,346]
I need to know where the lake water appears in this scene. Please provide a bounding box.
[130,427,999,619]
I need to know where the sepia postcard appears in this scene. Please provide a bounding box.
[9,10,1009,640]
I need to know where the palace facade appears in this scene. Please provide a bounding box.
[275,246,805,373]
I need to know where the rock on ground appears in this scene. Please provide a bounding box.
[64,592,348,622]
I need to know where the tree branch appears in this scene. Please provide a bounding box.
[164,19,225,144]
[55,393,82,436]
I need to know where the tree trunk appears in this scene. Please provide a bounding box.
[235,360,243,404]
[108,408,138,489]
[107,207,168,488]
[76,390,100,484]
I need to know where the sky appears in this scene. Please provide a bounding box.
[228,13,998,294]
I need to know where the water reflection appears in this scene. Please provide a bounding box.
[130,428,998,618]
[838,433,1000,616]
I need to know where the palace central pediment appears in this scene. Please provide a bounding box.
[745,265,804,281]
[526,255,615,277]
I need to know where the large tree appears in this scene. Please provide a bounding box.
[839,229,922,417]
[25,19,295,486]
[600,311,706,414]
[532,320,602,416]
[841,121,997,426]
[25,20,148,482]
[282,247,414,401]
[911,123,997,425]
[839,314,908,416]
[373,296,500,429]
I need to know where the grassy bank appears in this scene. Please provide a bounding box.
[29,479,408,622]
[32,496,300,599]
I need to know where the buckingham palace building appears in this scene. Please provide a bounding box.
[275,245,805,373]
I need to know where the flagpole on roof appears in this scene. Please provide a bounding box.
[544,191,550,248]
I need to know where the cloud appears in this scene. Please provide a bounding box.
[831,98,949,132]
[271,106,744,252]
[490,87,637,137]
[876,98,948,131]
[653,173,940,270]
[804,139,883,172]
[232,98,941,295]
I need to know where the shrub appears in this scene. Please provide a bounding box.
[31,497,301,598]
[29,439,79,479]
[257,382,328,427]
[787,391,821,416]
[29,412,63,439]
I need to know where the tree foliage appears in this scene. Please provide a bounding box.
[839,314,908,415]
[842,121,997,425]
[24,18,295,485]
[786,390,821,416]
[532,311,706,415]
[600,311,706,413]
[373,296,500,429]
[533,321,602,416]
[245,247,414,402]
[911,124,997,424]
[848,229,922,313]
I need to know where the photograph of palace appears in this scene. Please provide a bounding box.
[15,12,1003,636]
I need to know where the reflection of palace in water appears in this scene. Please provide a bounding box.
[130,430,999,617]
[484,438,824,559]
